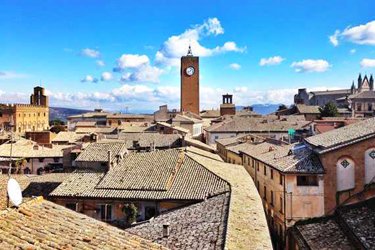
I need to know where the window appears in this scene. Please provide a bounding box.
[368,103,373,111]
[357,103,362,111]
[256,162,259,171]
[38,158,44,163]
[118,120,121,125]
[280,196,283,214]
[145,206,156,220]
[271,169,274,179]
[53,157,59,163]
[270,191,274,206]
[279,174,283,185]
[263,186,267,200]
[264,166,267,176]
[66,203,77,211]
[98,204,112,221]
[252,159,255,168]
[297,176,318,186]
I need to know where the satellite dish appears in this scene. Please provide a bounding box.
[7,178,23,207]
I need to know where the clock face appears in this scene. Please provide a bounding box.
[185,66,195,76]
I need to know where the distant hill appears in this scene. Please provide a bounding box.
[236,104,282,115]
[49,107,91,122]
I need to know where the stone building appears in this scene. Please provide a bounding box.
[294,74,375,117]
[240,142,325,248]
[0,86,49,133]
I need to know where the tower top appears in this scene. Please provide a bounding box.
[187,45,193,56]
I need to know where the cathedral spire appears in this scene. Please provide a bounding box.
[370,74,374,90]
[358,73,362,89]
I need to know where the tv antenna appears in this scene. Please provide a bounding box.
[6,115,23,207]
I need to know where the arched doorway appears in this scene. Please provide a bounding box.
[365,148,375,185]
[336,158,355,191]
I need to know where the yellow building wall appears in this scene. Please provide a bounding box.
[13,104,49,133]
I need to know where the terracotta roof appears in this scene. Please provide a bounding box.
[292,216,355,249]
[68,111,111,119]
[172,114,202,124]
[52,131,87,143]
[75,127,116,134]
[0,141,69,158]
[106,132,182,149]
[156,122,190,134]
[51,149,229,201]
[310,89,351,96]
[350,90,375,99]
[76,142,128,162]
[200,109,221,118]
[241,143,324,174]
[126,193,229,249]
[292,197,375,250]
[296,104,320,114]
[186,153,272,249]
[0,174,72,210]
[107,114,146,119]
[205,117,310,133]
[75,121,97,127]
[0,197,165,249]
[305,117,375,153]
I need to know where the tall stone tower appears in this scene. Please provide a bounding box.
[180,46,199,114]
[30,86,49,106]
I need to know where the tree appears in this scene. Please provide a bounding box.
[319,102,339,117]
[50,119,65,126]
[50,125,66,134]
[277,104,288,111]
[122,203,138,225]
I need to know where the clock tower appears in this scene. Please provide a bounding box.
[180,46,199,114]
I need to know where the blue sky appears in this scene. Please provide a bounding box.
[1,0,375,112]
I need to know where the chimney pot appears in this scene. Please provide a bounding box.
[163,224,170,237]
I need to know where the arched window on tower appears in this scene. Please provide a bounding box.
[336,158,355,192]
[365,148,375,185]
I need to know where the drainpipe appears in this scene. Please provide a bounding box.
[283,174,287,247]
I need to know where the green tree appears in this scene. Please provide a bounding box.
[122,203,138,225]
[319,102,339,117]
[50,119,65,126]
[50,125,66,134]
[277,104,288,111]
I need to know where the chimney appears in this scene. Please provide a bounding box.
[163,224,170,237]
[107,150,112,170]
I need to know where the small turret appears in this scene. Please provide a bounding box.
[351,81,355,94]
[370,74,374,90]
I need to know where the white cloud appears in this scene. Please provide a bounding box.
[291,59,331,73]
[113,54,163,83]
[329,20,375,46]
[81,48,101,58]
[81,75,98,83]
[329,30,340,46]
[259,56,285,66]
[229,63,241,70]
[350,49,356,54]
[115,54,150,70]
[96,60,105,67]
[121,65,163,83]
[155,17,245,67]
[360,58,375,68]
[101,72,113,81]
[0,71,29,79]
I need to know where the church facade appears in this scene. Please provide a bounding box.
[294,74,375,117]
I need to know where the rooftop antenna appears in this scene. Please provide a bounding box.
[6,115,23,208]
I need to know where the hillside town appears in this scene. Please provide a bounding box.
[2,2,375,249]
[0,45,374,250]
